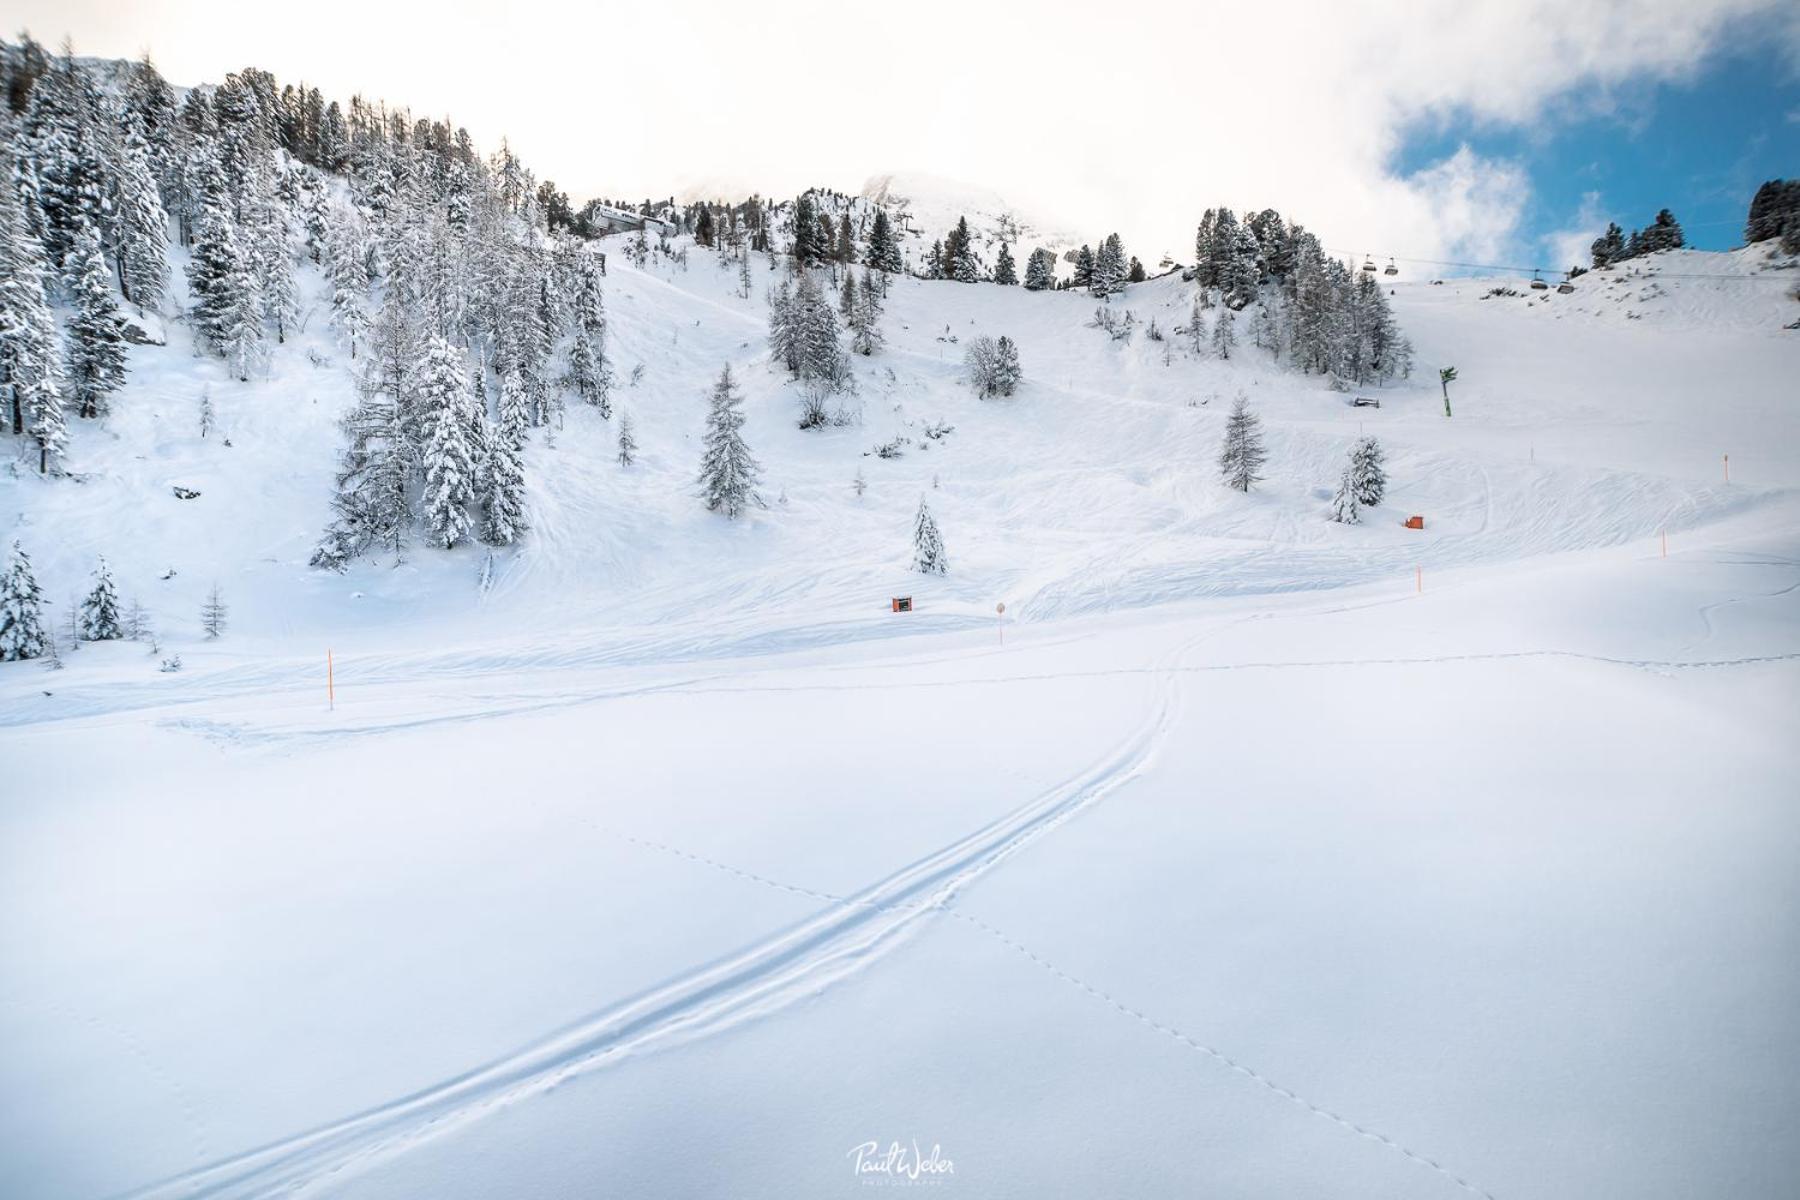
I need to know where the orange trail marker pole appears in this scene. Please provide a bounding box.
[1416,566,1422,594]
[328,650,335,711]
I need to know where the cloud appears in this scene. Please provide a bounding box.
[1543,192,1610,273]
[10,0,1794,262]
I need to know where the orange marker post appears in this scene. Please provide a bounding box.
[328,650,335,711]
[1415,566,1422,595]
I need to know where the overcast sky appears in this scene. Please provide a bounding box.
[9,0,1798,264]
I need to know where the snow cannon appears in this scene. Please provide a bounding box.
[891,597,913,613]
[1404,515,1425,530]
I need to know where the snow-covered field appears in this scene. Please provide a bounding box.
[3,241,1797,1199]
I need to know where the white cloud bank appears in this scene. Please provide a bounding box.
[9,0,1792,262]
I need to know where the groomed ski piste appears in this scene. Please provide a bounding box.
[2,233,1797,1199]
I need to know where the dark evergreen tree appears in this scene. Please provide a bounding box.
[1072,243,1094,289]
[993,242,1017,285]
[1590,222,1626,268]
[865,207,903,273]
[1023,247,1056,291]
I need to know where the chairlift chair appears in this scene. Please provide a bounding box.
[1529,270,1548,291]
[1361,256,1377,274]
[1383,258,1398,276]
[1556,273,1575,294]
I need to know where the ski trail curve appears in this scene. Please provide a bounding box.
[119,634,1202,1200]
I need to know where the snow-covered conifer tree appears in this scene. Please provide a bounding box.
[418,336,478,548]
[563,260,612,416]
[616,409,637,466]
[1330,466,1360,524]
[1218,396,1267,493]
[1023,247,1056,291]
[115,120,170,311]
[0,540,50,661]
[1350,435,1386,507]
[993,243,1017,286]
[1211,304,1237,360]
[0,166,69,471]
[1092,233,1126,296]
[79,556,122,640]
[65,225,128,418]
[865,207,903,274]
[696,364,759,518]
[200,583,228,638]
[912,496,946,574]
[993,335,1022,396]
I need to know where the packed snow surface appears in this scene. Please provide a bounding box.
[2,242,1797,1199]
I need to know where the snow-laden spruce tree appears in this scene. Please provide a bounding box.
[79,557,123,641]
[0,169,69,473]
[912,496,947,575]
[328,211,370,358]
[993,243,1018,286]
[1092,233,1127,296]
[849,271,884,356]
[993,336,1022,396]
[1218,396,1267,493]
[865,208,904,274]
[697,364,760,518]
[65,225,128,419]
[187,196,263,378]
[482,369,530,545]
[767,277,799,373]
[1350,435,1386,507]
[1024,247,1056,291]
[418,337,479,549]
[947,216,980,282]
[115,119,170,312]
[564,260,612,416]
[1330,465,1360,524]
[616,409,637,466]
[0,540,50,661]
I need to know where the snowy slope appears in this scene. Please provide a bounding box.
[2,237,1798,1200]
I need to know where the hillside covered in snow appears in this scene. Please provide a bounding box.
[2,38,1799,1200]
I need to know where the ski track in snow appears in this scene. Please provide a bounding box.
[120,628,1216,1199]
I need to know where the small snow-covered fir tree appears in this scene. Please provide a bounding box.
[198,385,214,437]
[993,335,1022,396]
[0,540,50,661]
[853,467,866,499]
[697,364,760,518]
[1023,247,1056,291]
[200,583,228,638]
[912,496,947,575]
[79,556,123,641]
[616,409,637,466]
[327,207,370,359]
[993,243,1018,286]
[1218,396,1267,493]
[1330,466,1360,524]
[849,270,884,356]
[65,224,129,419]
[1350,435,1386,507]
